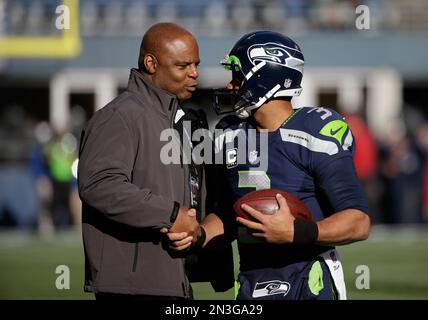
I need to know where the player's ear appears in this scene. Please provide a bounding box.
[144,54,157,74]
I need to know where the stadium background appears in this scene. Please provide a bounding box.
[0,0,427,299]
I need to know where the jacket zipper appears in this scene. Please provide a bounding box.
[170,98,191,298]
[169,99,191,299]
[170,99,184,169]
[132,242,139,272]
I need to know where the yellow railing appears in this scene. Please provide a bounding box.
[0,0,81,58]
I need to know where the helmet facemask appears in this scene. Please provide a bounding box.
[213,54,251,118]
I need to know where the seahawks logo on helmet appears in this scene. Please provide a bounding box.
[247,42,304,73]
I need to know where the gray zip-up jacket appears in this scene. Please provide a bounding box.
[78,69,204,297]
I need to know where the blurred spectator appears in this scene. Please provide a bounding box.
[0,106,39,231]
[43,129,78,229]
[80,1,99,37]
[123,0,150,36]
[282,0,309,34]
[202,1,230,36]
[156,1,178,23]
[26,0,44,35]
[416,123,428,223]
[345,112,381,223]
[102,1,123,36]
[31,121,54,235]
[260,0,287,30]
[379,132,425,224]
[231,0,257,32]
[8,1,26,35]
[177,0,206,32]
[309,0,354,30]
[346,112,379,180]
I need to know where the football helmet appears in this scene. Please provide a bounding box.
[213,31,304,118]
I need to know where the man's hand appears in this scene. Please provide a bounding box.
[161,229,196,251]
[236,193,295,244]
[170,207,199,234]
[160,206,201,251]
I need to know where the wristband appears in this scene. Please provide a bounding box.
[293,220,318,245]
[193,226,206,249]
[169,201,180,223]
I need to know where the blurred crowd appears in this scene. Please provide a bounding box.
[2,0,428,38]
[0,105,85,234]
[346,109,428,225]
[1,103,428,234]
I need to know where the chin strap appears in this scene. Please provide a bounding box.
[234,84,282,119]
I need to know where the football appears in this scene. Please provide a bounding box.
[233,189,313,222]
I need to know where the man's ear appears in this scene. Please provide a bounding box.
[144,54,157,74]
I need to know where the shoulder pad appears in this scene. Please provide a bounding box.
[298,107,354,152]
[303,107,347,138]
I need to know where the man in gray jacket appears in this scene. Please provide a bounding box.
[78,23,231,300]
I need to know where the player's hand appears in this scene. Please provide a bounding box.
[160,207,201,251]
[163,226,205,251]
[236,193,295,244]
[170,207,199,235]
[162,230,194,251]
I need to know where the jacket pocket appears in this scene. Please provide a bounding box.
[132,242,139,272]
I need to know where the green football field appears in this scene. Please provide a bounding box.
[1,225,427,300]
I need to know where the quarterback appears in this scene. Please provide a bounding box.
[166,31,370,300]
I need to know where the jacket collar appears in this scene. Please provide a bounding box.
[127,68,178,119]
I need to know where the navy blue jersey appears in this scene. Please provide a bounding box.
[212,106,368,272]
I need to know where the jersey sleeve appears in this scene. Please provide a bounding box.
[314,155,369,214]
[303,107,368,214]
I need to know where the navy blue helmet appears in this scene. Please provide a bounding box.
[213,31,304,118]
